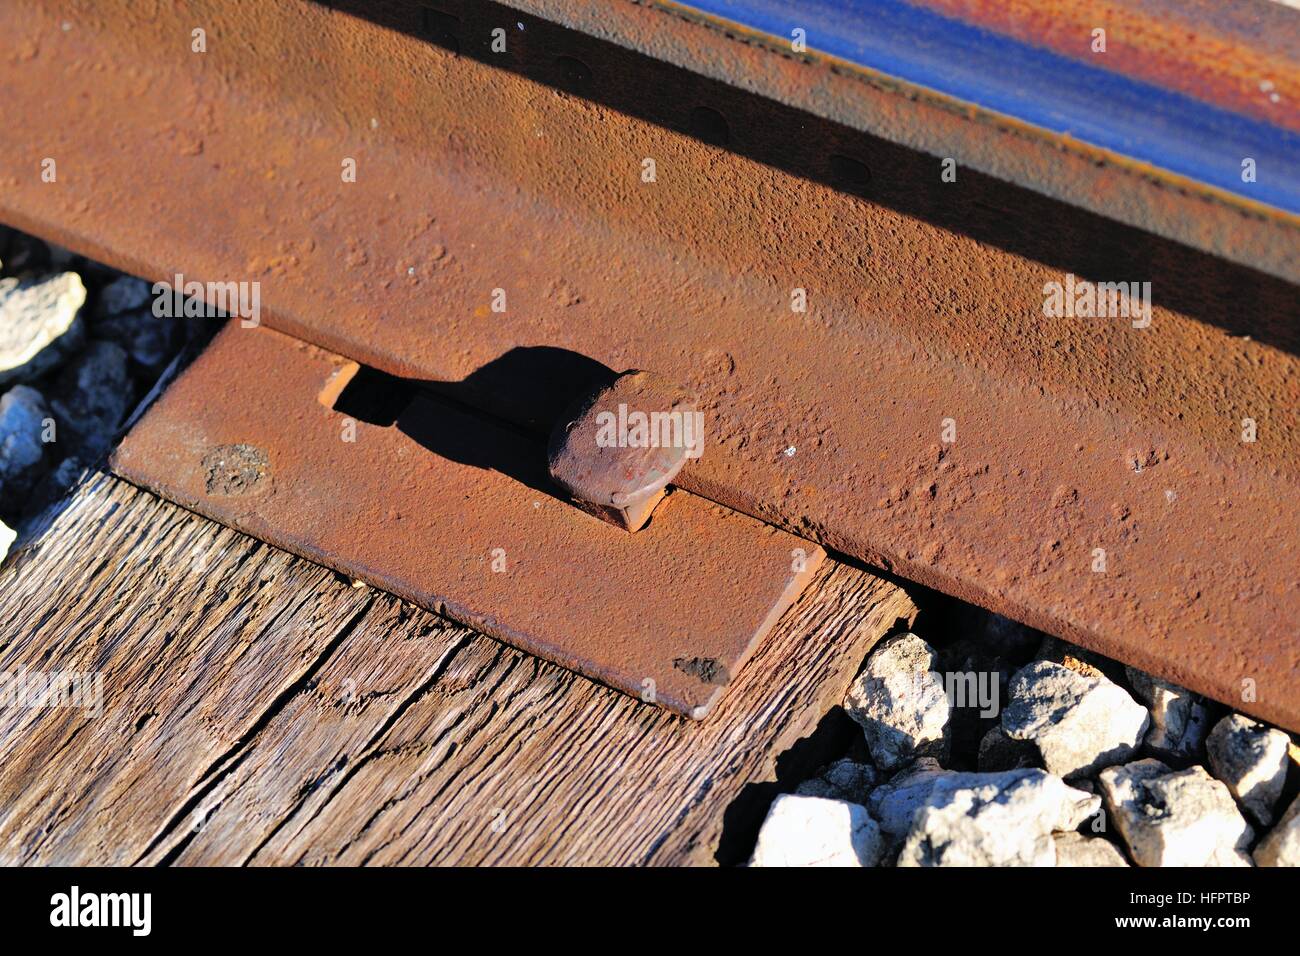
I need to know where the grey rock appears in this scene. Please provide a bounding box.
[0,273,87,387]
[895,768,1099,867]
[0,385,52,512]
[844,632,951,771]
[978,724,1039,772]
[749,794,883,867]
[48,340,133,458]
[93,309,182,374]
[1003,660,1148,778]
[95,276,153,317]
[869,761,1096,839]
[867,757,952,836]
[1125,666,1211,762]
[1099,760,1254,866]
[1206,713,1290,826]
[1054,832,1130,867]
[792,779,839,801]
[1253,794,1300,867]
[794,759,879,804]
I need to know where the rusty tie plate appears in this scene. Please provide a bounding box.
[109,325,825,719]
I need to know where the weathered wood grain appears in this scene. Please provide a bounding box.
[0,472,915,865]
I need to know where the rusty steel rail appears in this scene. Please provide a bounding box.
[537,0,1300,283]
[2,1,1298,727]
[662,0,1300,219]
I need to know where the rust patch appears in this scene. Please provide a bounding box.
[201,444,270,497]
[674,656,731,686]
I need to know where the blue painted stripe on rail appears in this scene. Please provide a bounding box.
[672,0,1300,217]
